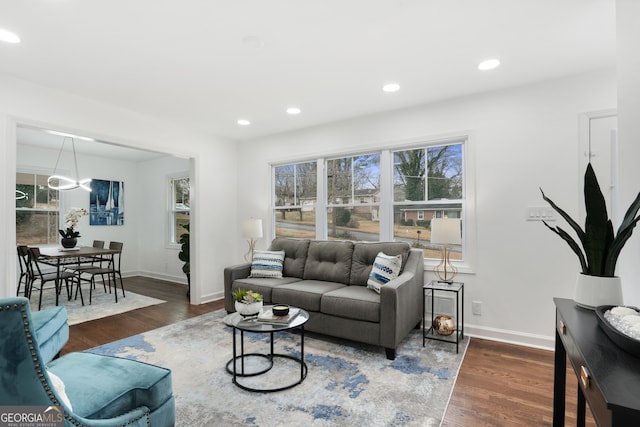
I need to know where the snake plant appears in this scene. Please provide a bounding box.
[540,163,640,277]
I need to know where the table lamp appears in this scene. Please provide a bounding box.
[430,218,462,283]
[242,218,263,262]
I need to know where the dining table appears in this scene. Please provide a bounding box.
[36,245,121,304]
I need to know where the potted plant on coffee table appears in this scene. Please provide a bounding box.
[232,289,263,317]
[540,163,640,309]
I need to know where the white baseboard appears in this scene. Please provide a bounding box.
[133,270,188,285]
[124,271,221,304]
[200,292,224,304]
[464,324,554,351]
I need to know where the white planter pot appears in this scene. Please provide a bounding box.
[574,273,623,310]
[234,301,263,317]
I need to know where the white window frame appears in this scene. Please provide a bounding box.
[325,152,381,241]
[168,174,190,246]
[16,169,61,245]
[270,132,476,275]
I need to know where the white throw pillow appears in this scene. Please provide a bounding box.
[249,250,285,278]
[367,252,403,294]
[47,370,73,411]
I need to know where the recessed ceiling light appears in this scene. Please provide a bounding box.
[0,28,20,44]
[286,107,301,115]
[237,119,251,126]
[478,59,500,71]
[382,83,400,93]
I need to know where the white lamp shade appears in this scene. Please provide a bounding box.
[430,218,462,245]
[242,218,263,239]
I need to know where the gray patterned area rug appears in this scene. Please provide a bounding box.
[31,288,166,325]
[88,310,468,426]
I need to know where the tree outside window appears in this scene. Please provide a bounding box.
[326,153,380,241]
[16,172,59,245]
[274,161,317,238]
[170,176,190,244]
[393,143,463,259]
[271,140,466,260]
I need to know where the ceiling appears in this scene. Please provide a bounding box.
[2,0,616,149]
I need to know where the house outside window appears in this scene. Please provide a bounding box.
[326,153,380,241]
[169,175,190,244]
[274,161,317,239]
[393,143,464,259]
[271,139,466,261]
[16,172,60,245]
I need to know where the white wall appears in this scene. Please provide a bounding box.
[136,155,191,283]
[1,73,238,304]
[616,0,640,304]
[237,69,617,348]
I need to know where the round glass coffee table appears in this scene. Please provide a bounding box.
[223,307,309,392]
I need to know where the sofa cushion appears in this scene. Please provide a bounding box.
[269,238,311,278]
[322,286,381,322]
[350,241,411,285]
[232,277,302,305]
[366,252,403,294]
[249,250,285,278]
[272,280,345,312]
[303,240,354,284]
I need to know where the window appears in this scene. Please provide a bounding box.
[274,161,317,239]
[326,153,380,241]
[271,139,466,261]
[16,172,60,245]
[393,143,463,259]
[169,176,190,244]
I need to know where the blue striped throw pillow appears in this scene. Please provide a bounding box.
[367,252,403,294]
[249,250,286,278]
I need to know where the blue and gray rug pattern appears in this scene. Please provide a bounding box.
[89,310,468,426]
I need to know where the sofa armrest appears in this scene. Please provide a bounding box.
[223,263,252,312]
[379,249,424,349]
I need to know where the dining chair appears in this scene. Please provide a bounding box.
[77,241,125,304]
[109,241,125,296]
[68,240,109,297]
[27,247,78,310]
[16,245,30,296]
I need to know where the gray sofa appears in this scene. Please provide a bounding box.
[224,238,424,359]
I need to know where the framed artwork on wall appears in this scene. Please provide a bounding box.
[90,179,124,225]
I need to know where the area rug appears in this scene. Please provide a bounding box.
[89,310,468,426]
[32,288,166,325]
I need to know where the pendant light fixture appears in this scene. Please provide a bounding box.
[47,136,92,191]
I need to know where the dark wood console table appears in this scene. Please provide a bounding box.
[554,298,640,426]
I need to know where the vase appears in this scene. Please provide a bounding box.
[574,273,623,310]
[235,301,263,317]
[433,315,456,336]
[61,237,77,249]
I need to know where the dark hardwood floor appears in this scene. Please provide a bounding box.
[62,276,222,353]
[63,277,595,426]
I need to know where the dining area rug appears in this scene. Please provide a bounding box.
[89,309,468,426]
[31,287,166,325]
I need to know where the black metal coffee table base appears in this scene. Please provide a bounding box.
[226,328,308,393]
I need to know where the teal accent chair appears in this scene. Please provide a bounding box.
[0,297,175,427]
[31,304,69,363]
